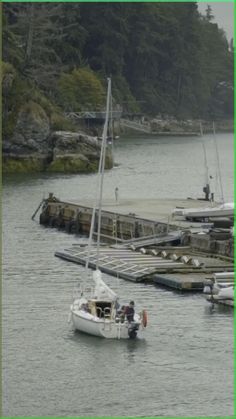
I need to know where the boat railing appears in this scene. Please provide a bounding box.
[104,307,111,319]
[96,306,112,320]
[96,306,103,318]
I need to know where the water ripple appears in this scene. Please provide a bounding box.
[2,133,234,417]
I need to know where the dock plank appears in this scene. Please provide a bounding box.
[55,247,159,281]
[55,243,233,290]
[152,273,206,290]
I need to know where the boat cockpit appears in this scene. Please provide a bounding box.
[86,300,115,319]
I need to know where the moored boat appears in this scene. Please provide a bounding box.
[172,202,234,220]
[203,271,234,307]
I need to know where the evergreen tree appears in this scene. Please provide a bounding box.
[2,2,233,120]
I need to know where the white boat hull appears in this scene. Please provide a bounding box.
[70,308,141,339]
[216,286,234,300]
[172,203,234,219]
[203,273,234,307]
[184,208,234,219]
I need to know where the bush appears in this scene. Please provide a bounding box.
[58,67,105,111]
[50,112,78,132]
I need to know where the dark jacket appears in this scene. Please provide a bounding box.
[125,306,134,322]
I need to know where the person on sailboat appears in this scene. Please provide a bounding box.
[81,303,90,312]
[116,305,126,323]
[125,301,135,322]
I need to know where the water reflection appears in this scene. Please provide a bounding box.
[204,304,234,317]
[125,337,147,363]
[67,328,147,347]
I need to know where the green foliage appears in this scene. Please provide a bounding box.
[2,60,75,138]
[3,2,234,121]
[3,157,45,173]
[50,113,78,132]
[2,10,24,68]
[47,156,96,173]
[21,100,48,121]
[58,68,105,111]
[47,151,112,173]
[112,75,140,114]
[2,61,29,137]
[1,61,16,82]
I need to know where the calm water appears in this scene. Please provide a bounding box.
[2,133,234,417]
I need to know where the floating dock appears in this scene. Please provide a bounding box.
[153,273,214,291]
[55,244,233,290]
[37,194,233,292]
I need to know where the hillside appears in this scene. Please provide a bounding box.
[2,2,234,173]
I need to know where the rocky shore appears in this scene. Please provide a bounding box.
[149,116,233,134]
[3,99,232,174]
[3,101,113,174]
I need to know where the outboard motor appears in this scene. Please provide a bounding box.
[128,323,139,339]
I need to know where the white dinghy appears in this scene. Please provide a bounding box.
[203,272,234,306]
[69,78,147,339]
[172,202,234,220]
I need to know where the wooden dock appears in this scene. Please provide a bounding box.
[37,193,233,290]
[39,194,216,241]
[115,231,183,249]
[55,244,233,289]
[153,273,211,291]
[56,246,159,281]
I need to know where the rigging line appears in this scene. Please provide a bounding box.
[84,81,111,279]
[96,78,112,269]
[96,135,107,268]
[74,170,102,295]
[84,137,105,273]
[212,121,224,203]
[109,91,119,245]
[110,92,114,163]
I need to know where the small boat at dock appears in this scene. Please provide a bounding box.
[172,202,234,221]
[203,271,234,307]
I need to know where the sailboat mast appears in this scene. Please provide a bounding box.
[84,78,111,274]
[110,91,114,162]
[96,78,112,269]
[200,122,210,186]
[212,122,224,203]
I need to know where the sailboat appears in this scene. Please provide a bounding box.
[69,78,147,339]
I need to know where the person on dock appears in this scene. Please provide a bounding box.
[125,301,135,322]
[115,187,119,204]
[209,175,215,202]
